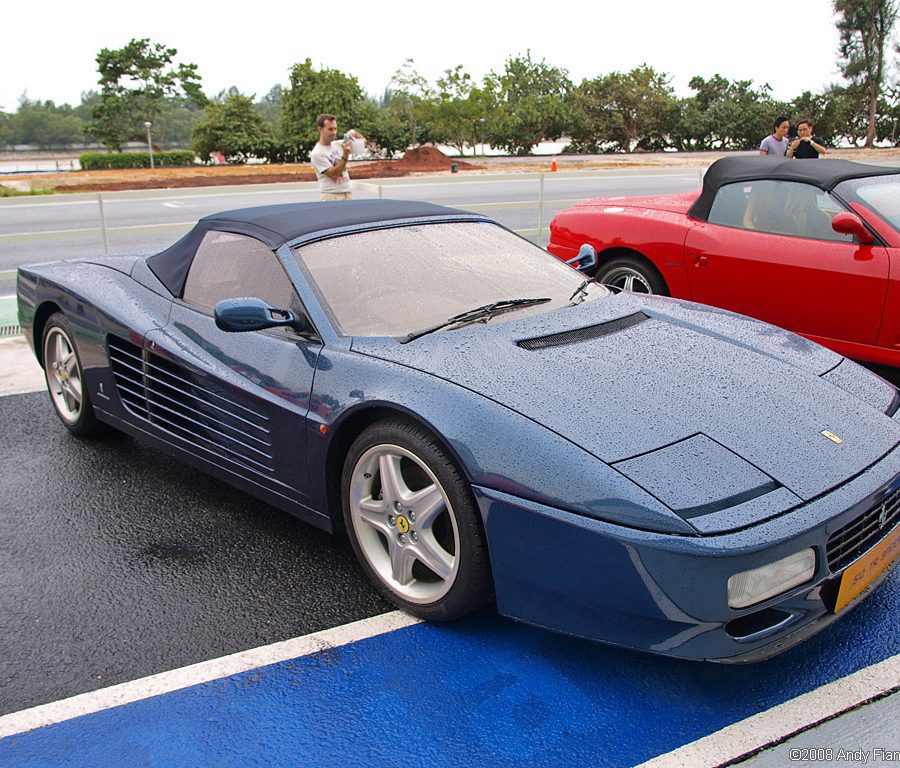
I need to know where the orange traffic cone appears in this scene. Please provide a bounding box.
[550,157,558,172]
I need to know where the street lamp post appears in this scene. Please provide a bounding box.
[478,118,486,157]
[144,121,154,169]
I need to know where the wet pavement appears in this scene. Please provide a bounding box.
[0,391,390,715]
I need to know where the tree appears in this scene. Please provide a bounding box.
[568,65,676,153]
[90,38,206,151]
[432,66,492,155]
[0,111,11,147]
[670,75,778,151]
[834,0,899,146]
[255,85,283,129]
[483,52,571,155]
[824,82,874,145]
[280,59,372,161]
[8,96,85,148]
[191,93,276,162]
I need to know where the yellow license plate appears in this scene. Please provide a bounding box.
[834,524,900,613]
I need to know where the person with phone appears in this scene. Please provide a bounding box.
[786,119,827,159]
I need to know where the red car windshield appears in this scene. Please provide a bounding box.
[835,174,900,233]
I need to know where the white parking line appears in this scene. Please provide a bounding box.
[0,611,421,739]
[636,653,900,768]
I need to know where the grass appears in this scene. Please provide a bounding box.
[0,185,52,197]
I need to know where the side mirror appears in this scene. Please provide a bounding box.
[565,243,598,273]
[215,297,305,333]
[831,212,875,245]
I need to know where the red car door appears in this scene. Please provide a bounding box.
[683,179,889,347]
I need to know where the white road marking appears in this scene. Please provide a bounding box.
[0,611,421,739]
[636,653,900,768]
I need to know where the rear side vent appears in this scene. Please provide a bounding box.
[518,312,649,350]
[107,336,276,477]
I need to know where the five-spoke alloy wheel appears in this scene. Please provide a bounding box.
[42,313,103,436]
[342,419,492,620]
[596,256,668,295]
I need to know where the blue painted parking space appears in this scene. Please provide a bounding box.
[2,572,897,768]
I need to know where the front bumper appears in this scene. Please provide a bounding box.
[475,442,900,662]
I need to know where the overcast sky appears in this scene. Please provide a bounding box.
[3,0,850,112]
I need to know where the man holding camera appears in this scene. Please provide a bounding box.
[786,119,827,159]
[310,113,353,201]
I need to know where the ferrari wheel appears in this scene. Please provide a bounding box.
[42,313,103,436]
[596,256,668,295]
[342,418,492,620]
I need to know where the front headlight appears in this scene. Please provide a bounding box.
[727,549,816,609]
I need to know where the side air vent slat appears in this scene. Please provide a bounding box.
[107,335,277,476]
[518,312,649,350]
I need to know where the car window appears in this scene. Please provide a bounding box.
[708,180,853,243]
[182,231,297,311]
[292,221,608,337]
[834,175,900,233]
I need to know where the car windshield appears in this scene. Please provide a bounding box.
[834,174,900,233]
[291,221,608,337]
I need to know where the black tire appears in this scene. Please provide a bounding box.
[341,418,493,621]
[41,313,104,436]
[596,255,669,296]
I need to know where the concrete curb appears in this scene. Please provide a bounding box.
[0,335,44,395]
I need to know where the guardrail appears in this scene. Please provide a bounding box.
[0,168,706,254]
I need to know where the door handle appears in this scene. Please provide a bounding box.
[694,254,708,268]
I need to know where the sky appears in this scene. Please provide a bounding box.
[2,0,850,112]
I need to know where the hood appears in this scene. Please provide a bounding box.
[352,293,899,506]
[574,192,697,216]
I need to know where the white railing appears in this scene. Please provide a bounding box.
[0,167,706,257]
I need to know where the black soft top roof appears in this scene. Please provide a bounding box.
[147,199,485,296]
[688,156,900,221]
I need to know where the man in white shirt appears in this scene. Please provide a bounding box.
[310,114,352,201]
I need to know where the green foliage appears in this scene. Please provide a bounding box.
[79,150,195,169]
[823,82,875,145]
[0,111,11,146]
[255,85,283,130]
[834,0,899,145]
[90,38,206,151]
[483,51,571,156]
[0,186,53,197]
[280,59,371,161]
[567,65,676,153]
[4,96,86,148]
[191,93,276,162]
[668,75,779,151]
[364,103,413,158]
[432,66,492,155]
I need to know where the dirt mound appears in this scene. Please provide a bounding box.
[32,146,480,192]
[394,146,475,171]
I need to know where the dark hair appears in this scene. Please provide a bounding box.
[316,113,337,129]
[797,118,813,129]
[774,115,790,130]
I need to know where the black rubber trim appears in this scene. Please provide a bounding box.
[518,312,648,350]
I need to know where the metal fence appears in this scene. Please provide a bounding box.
[0,167,708,337]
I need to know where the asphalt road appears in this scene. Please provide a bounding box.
[0,169,703,293]
[0,391,390,716]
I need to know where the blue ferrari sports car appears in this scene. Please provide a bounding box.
[17,200,900,662]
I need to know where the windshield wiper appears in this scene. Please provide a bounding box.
[401,297,551,343]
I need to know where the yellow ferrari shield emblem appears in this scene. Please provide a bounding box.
[396,515,410,534]
[821,430,843,444]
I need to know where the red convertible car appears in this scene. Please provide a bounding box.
[548,157,900,367]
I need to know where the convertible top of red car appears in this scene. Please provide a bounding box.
[688,157,900,221]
